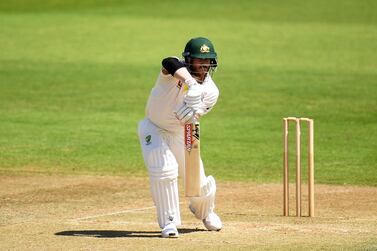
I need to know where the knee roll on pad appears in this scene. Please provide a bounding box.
[189,175,216,220]
[147,146,178,179]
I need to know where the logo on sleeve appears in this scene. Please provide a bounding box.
[176,81,183,89]
[145,135,152,145]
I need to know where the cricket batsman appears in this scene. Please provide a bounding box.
[138,37,222,237]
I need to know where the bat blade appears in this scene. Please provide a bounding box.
[184,122,201,197]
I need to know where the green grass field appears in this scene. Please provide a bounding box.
[1,0,376,185]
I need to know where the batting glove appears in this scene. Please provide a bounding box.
[175,103,196,125]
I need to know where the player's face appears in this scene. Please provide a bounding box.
[189,58,211,83]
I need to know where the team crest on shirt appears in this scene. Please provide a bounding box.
[200,44,210,53]
[145,135,152,145]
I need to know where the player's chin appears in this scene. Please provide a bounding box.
[193,73,207,83]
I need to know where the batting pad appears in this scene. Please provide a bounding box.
[189,175,216,220]
[147,147,181,229]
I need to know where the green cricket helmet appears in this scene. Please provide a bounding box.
[182,37,218,67]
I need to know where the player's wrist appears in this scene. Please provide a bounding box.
[185,78,198,87]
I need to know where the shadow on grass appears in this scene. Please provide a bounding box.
[55,228,206,238]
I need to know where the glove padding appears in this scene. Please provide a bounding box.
[184,79,203,109]
[175,103,196,125]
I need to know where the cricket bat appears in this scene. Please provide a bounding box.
[184,121,201,197]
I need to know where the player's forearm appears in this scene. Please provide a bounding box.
[173,67,194,83]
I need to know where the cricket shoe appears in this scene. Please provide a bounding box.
[161,222,179,238]
[203,212,222,231]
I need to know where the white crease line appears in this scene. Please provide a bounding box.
[77,221,158,225]
[71,206,156,221]
[70,202,187,222]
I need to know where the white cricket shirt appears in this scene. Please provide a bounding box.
[145,70,219,133]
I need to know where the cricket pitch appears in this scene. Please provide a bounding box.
[1,174,376,250]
